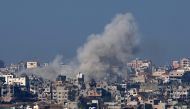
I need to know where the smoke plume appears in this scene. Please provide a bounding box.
[77,13,139,81]
[20,12,140,82]
[20,55,75,80]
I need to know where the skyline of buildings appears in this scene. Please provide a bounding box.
[0,1,189,109]
[1,57,190,108]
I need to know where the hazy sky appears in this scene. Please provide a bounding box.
[0,1,190,65]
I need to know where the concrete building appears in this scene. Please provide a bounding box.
[86,88,102,97]
[180,58,190,68]
[166,86,189,99]
[172,61,180,69]
[63,102,78,109]
[38,81,52,102]
[0,73,14,84]
[169,69,185,77]
[8,77,27,86]
[128,88,138,97]
[104,102,121,109]
[77,72,84,84]
[146,99,166,109]
[139,83,158,92]
[55,75,66,86]
[26,61,38,69]
[127,59,152,70]
[160,73,170,83]
[53,86,68,104]
[132,73,146,83]
[0,85,14,102]
[152,69,167,77]
[29,75,44,94]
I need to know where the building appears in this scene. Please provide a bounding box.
[169,69,185,78]
[172,61,180,69]
[180,58,190,68]
[181,71,190,83]
[8,77,27,86]
[56,75,66,82]
[0,73,14,84]
[139,83,158,92]
[131,74,146,83]
[152,69,166,77]
[165,86,189,99]
[38,81,52,102]
[55,75,66,86]
[77,72,84,84]
[26,61,39,69]
[86,88,102,97]
[128,88,138,97]
[145,99,166,109]
[127,59,152,70]
[0,85,14,102]
[29,76,43,94]
[63,101,78,109]
[56,86,69,104]
[160,73,170,83]
[104,102,121,109]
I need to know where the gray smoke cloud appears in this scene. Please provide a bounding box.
[19,12,140,82]
[77,13,139,81]
[20,55,76,80]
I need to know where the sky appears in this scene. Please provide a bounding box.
[0,1,190,65]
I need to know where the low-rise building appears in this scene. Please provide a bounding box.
[169,69,185,77]
[8,77,27,86]
[86,88,102,97]
[180,58,190,68]
[0,85,14,102]
[0,73,14,84]
[139,83,158,92]
[152,69,166,77]
[145,99,166,109]
[26,61,39,69]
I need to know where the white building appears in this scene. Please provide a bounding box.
[180,58,190,68]
[26,61,38,69]
[0,73,14,84]
[152,69,166,77]
[128,88,138,97]
[127,59,151,70]
[169,69,185,77]
[8,77,27,86]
